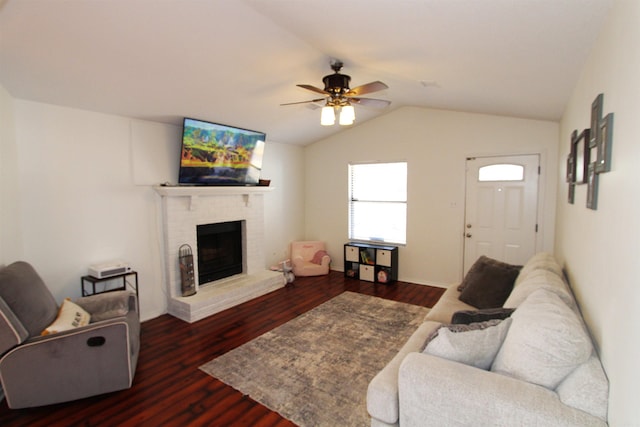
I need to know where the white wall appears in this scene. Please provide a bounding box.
[0,85,23,263]
[261,140,307,265]
[555,0,640,424]
[1,97,305,321]
[305,106,559,286]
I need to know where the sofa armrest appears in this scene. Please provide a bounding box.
[367,321,440,425]
[0,319,138,408]
[423,284,475,324]
[398,352,607,427]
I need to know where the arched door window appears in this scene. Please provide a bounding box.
[478,164,525,182]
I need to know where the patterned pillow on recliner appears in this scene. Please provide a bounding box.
[41,299,91,336]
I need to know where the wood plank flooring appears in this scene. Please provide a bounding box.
[0,271,445,426]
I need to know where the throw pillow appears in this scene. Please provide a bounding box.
[311,250,328,265]
[422,318,512,370]
[457,256,522,292]
[491,289,593,389]
[451,307,515,324]
[457,256,521,309]
[41,298,91,336]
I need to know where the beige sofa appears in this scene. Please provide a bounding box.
[367,253,609,426]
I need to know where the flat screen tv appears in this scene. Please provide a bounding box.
[178,117,266,186]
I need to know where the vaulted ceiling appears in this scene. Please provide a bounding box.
[0,0,612,145]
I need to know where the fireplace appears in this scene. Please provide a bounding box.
[154,185,284,323]
[197,221,243,284]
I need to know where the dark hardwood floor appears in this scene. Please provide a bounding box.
[0,271,445,426]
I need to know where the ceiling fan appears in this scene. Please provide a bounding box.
[282,60,390,125]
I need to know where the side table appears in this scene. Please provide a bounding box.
[81,271,139,312]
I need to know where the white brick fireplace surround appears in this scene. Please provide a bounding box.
[154,186,283,323]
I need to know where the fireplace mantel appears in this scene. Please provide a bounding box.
[153,185,274,197]
[154,185,274,210]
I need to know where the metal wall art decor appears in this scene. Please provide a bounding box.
[596,112,614,173]
[573,129,591,185]
[567,93,614,210]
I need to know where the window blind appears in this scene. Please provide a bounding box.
[348,162,407,245]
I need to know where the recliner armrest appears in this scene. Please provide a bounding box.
[75,290,137,322]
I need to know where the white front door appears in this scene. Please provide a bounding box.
[463,155,540,274]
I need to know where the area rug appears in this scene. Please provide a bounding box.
[199,291,429,427]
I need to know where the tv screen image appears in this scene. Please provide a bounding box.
[178,118,266,186]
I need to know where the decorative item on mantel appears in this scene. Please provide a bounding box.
[566,93,614,210]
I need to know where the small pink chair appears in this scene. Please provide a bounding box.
[290,241,331,276]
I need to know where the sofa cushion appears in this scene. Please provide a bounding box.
[423,318,512,370]
[503,269,575,310]
[451,307,515,324]
[41,299,91,336]
[424,285,476,324]
[491,289,592,389]
[514,252,563,287]
[458,256,521,309]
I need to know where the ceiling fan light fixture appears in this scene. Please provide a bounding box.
[288,60,386,126]
[323,73,351,95]
[321,105,335,126]
[339,104,355,126]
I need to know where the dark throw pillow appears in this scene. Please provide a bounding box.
[451,307,515,325]
[457,256,521,309]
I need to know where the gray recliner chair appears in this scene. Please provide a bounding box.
[0,261,140,409]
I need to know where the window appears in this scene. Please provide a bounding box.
[478,164,524,182]
[349,162,407,245]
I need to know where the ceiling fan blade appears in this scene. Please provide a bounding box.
[280,97,326,106]
[297,84,329,95]
[349,97,391,108]
[347,81,388,96]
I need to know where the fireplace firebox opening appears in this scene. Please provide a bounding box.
[196,221,243,285]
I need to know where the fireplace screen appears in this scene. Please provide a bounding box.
[196,221,243,284]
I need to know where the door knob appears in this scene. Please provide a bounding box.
[466,224,472,229]
[466,233,472,238]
